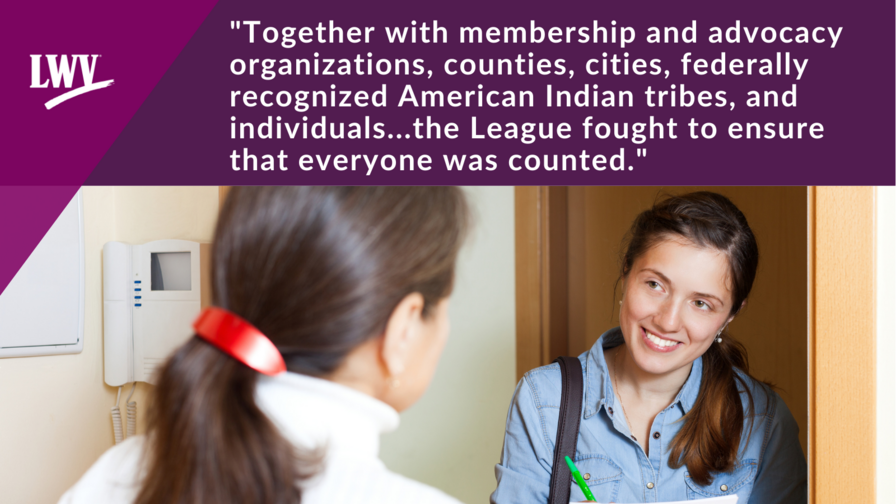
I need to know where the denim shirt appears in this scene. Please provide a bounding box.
[491,328,807,503]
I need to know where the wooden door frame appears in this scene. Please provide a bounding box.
[514,187,569,379]
[808,187,875,503]
[515,186,876,504]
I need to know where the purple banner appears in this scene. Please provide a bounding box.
[82,0,893,186]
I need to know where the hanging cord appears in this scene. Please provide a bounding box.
[125,382,137,439]
[111,387,124,445]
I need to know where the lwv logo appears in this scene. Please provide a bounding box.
[30,54,114,110]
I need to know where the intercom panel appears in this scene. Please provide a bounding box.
[103,239,201,386]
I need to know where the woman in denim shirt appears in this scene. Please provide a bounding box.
[492,192,807,503]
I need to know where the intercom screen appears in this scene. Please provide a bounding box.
[150,252,191,291]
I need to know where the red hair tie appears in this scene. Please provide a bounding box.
[193,307,286,376]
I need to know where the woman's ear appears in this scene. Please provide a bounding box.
[729,300,747,323]
[380,293,425,378]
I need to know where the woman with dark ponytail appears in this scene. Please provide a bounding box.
[492,192,807,503]
[60,187,470,504]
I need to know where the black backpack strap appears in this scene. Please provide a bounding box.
[548,356,584,504]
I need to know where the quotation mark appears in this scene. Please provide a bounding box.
[636,148,647,157]
[231,20,241,29]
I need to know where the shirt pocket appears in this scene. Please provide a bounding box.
[685,459,758,500]
[569,455,623,503]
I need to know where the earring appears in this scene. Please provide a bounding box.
[715,330,723,343]
[389,377,401,389]
[619,300,623,306]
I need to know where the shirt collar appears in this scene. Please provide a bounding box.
[676,349,703,412]
[586,327,703,418]
[254,372,400,460]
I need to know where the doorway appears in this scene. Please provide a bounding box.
[515,186,876,504]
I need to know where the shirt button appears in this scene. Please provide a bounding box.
[646,482,655,489]
[653,432,661,439]
[608,407,614,415]
[583,473,591,480]
[720,484,729,492]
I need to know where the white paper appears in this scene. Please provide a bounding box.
[572,496,737,504]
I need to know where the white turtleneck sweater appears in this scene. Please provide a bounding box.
[58,373,462,504]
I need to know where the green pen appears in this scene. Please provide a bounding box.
[564,455,597,502]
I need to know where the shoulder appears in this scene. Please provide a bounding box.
[382,471,464,504]
[57,437,145,504]
[305,460,462,504]
[732,370,802,457]
[521,353,589,410]
[521,362,562,409]
[732,369,786,420]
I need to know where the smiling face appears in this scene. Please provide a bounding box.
[619,236,736,378]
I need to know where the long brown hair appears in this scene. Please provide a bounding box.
[136,187,469,504]
[620,191,761,486]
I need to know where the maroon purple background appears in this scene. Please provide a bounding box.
[0,0,894,295]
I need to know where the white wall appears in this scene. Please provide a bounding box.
[380,187,517,504]
[0,187,219,504]
[877,185,895,504]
